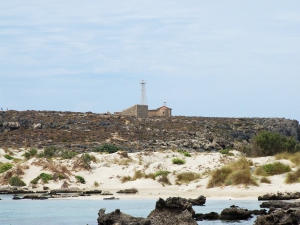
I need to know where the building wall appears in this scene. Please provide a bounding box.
[115,104,148,118]
[148,108,172,117]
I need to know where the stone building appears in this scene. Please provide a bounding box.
[114,105,148,118]
[148,105,172,117]
[114,104,172,118]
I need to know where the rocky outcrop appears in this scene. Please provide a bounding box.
[187,195,206,206]
[219,206,252,220]
[255,208,300,225]
[97,196,197,225]
[116,188,138,194]
[260,201,300,209]
[258,192,300,201]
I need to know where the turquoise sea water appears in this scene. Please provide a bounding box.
[0,195,261,225]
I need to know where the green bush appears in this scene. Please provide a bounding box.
[24,148,38,159]
[39,146,57,158]
[0,164,13,173]
[255,162,291,176]
[93,143,120,154]
[75,175,85,184]
[251,131,298,156]
[4,154,14,160]
[183,152,191,157]
[30,173,53,184]
[61,150,77,159]
[172,158,186,165]
[9,177,26,186]
[154,170,170,177]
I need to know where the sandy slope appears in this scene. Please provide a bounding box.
[1,148,300,199]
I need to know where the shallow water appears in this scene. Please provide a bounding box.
[0,195,261,225]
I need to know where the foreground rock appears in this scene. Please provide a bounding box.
[258,192,300,201]
[255,208,300,225]
[260,201,300,209]
[219,206,252,220]
[98,196,197,225]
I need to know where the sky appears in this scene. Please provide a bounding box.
[1,1,300,121]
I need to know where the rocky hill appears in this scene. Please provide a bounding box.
[0,110,299,152]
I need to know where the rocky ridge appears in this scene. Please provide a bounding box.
[0,110,299,152]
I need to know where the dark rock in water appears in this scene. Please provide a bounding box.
[12,195,22,200]
[220,206,252,220]
[98,208,150,225]
[194,212,219,221]
[22,194,48,200]
[260,201,300,209]
[258,192,300,201]
[255,208,300,225]
[103,196,119,200]
[98,196,197,225]
[116,188,138,194]
[83,190,102,195]
[187,195,206,206]
[251,209,268,215]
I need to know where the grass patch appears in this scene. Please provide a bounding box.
[285,168,300,184]
[9,176,26,186]
[154,170,170,177]
[177,150,191,157]
[260,177,271,184]
[0,164,13,173]
[207,157,257,188]
[219,149,234,156]
[176,172,200,185]
[255,162,291,176]
[75,175,85,184]
[38,146,58,158]
[61,150,77,159]
[172,158,186,165]
[30,173,53,184]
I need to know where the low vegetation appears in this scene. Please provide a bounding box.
[38,146,58,158]
[61,150,77,159]
[178,150,191,157]
[4,154,14,160]
[30,173,53,184]
[24,148,38,159]
[9,176,26,186]
[219,149,234,156]
[255,162,291,176]
[93,143,120,154]
[121,170,155,183]
[157,175,171,185]
[75,175,86,184]
[207,157,257,188]
[154,170,170,177]
[285,168,300,184]
[0,163,13,173]
[172,158,186,165]
[176,172,200,185]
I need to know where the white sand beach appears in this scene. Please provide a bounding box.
[1,148,300,200]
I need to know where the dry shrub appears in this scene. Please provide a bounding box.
[157,175,171,185]
[117,151,129,158]
[260,177,271,184]
[116,158,132,166]
[275,152,300,166]
[207,157,256,188]
[0,171,13,185]
[121,176,131,183]
[285,168,300,184]
[176,172,201,185]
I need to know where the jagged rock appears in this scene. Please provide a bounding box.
[116,188,138,194]
[219,206,252,220]
[187,195,206,206]
[255,208,300,225]
[194,212,219,221]
[98,208,150,225]
[260,201,300,209]
[258,192,300,201]
[97,197,197,225]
